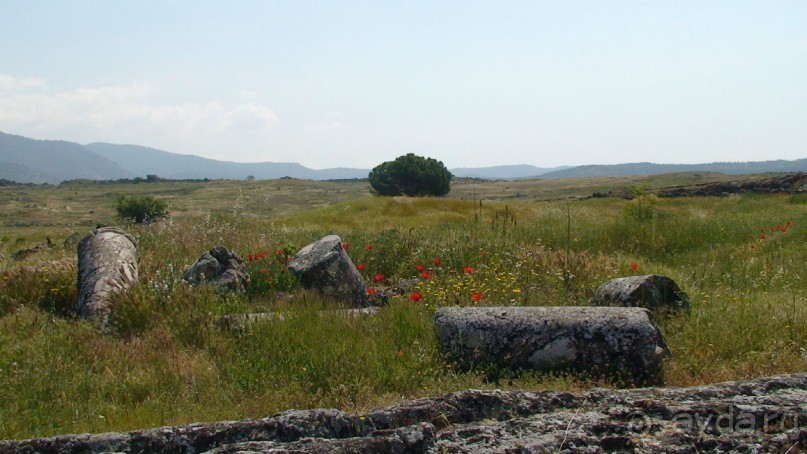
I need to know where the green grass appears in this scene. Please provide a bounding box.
[0,177,806,439]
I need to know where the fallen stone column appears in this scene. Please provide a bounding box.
[594,274,690,313]
[76,227,139,326]
[434,306,670,384]
[288,235,367,307]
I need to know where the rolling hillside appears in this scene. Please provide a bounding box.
[0,132,133,184]
[85,143,370,180]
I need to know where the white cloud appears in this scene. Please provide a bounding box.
[0,74,48,92]
[0,74,279,159]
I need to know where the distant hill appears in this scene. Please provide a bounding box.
[450,164,569,179]
[539,160,807,179]
[2,131,806,184]
[0,132,133,184]
[85,143,370,180]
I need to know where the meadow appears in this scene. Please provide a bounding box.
[0,174,805,440]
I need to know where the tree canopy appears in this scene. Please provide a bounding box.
[369,153,452,196]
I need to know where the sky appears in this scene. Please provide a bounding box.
[1,1,805,170]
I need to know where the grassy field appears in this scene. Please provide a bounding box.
[1,174,806,439]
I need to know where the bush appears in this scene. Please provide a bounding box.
[369,153,452,197]
[116,195,169,224]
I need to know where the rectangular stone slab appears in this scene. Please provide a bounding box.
[434,306,671,384]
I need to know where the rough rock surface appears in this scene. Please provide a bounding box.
[75,227,139,326]
[182,246,250,293]
[3,373,806,453]
[656,172,807,198]
[218,307,380,331]
[12,242,47,261]
[593,274,690,313]
[288,235,367,307]
[434,306,670,384]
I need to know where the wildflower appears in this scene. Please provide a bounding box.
[416,263,425,272]
[365,244,374,250]
[357,263,366,271]
[410,292,423,302]
[433,258,442,266]
[247,254,255,262]
[260,268,269,274]
[421,271,435,280]
[630,262,639,271]
[760,234,767,240]
[367,288,376,295]
[276,249,285,256]
[395,350,405,357]
[463,266,474,274]
[374,274,385,282]
[472,292,483,302]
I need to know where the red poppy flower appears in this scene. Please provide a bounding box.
[341,243,350,251]
[472,292,482,302]
[374,274,385,282]
[365,244,374,250]
[247,254,255,262]
[463,266,474,274]
[367,288,376,295]
[395,350,405,357]
[260,268,269,274]
[760,234,767,240]
[420,272,432,279]
[356,263,366,271]
[410,292,423,301]
[630,262,639,271]
[433,258,442,266]
[276,249,284,256]
[416,263,425,272]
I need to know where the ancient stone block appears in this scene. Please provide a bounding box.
[288,235,367,306]
[434,306,670,383]
[594,274,690,312]
[182,246,250,293]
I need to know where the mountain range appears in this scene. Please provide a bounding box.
[1,131,805,184]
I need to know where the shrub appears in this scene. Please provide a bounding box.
[369,153,452,196]
[116,195,169,224]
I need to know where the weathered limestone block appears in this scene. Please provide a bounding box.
[434,306,670,383]
[594,274,690,312]
[182,246,250,293]
[288,235,367,306]
[218,307,380,331]
[4,373,806,452]
[76,227,139,325]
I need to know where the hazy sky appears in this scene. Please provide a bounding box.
[1,1,805,169]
